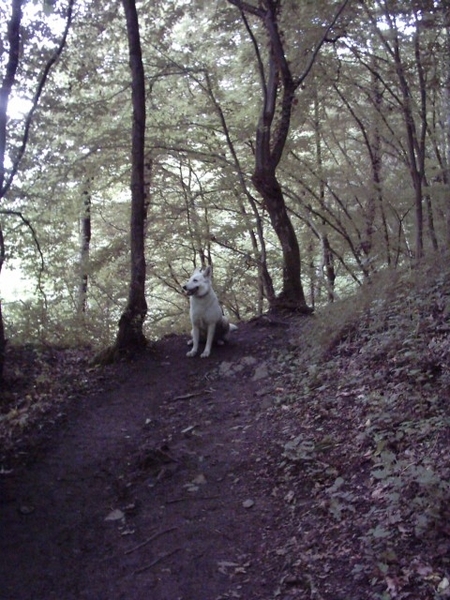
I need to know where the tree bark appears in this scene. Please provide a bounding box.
[252,169,309,310]
[78,179,92,314]
[0,0,22,380]
[0,228,5,381]
[444,1,450,243]
[114,0,148,354]
[228,0,348,311]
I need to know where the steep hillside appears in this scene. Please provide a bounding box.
[269,258,450,598]
[0,256,449,599]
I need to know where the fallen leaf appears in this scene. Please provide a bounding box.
[192,474,207,485]
[105,509,125,522]
[438,577,450,593]
[217,560,239,574]
[385,576,398,597]
[284,490,295,503]
[184,484,199,493]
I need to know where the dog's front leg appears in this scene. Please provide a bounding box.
[186,327,200,357]
[201,323,216,358]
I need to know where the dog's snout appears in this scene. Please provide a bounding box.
[182,284,187,290]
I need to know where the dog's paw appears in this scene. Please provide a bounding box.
[186,349,197,357]
[200,350,211,358]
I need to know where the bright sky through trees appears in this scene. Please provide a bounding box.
[0,0,449,346]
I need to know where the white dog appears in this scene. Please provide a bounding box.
[182,266,237,358]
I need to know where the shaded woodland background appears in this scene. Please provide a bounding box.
[1,0,450,369]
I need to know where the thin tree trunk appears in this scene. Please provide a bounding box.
[313,87,335,300]
[114,0,148,354]
[371,93,391,267]
[394,22,426,259]
[445,1,450,242]
[228,0,348,312]
[78,179,92,314]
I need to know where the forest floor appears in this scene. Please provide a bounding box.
[1,260,450,600]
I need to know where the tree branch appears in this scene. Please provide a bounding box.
[295,0,351,89]
[1,0,75,198]
[0,209,45,273]
[227,0,264,18]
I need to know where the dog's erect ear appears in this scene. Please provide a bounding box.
[203,265,212,278]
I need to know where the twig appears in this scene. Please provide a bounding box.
[133,548,181,575]
[166,495,221,504]
[125,526,178,555]
[170,389,213,402]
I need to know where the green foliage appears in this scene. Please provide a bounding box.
[2,0,450,347]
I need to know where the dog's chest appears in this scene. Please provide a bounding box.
[193,316,210,331]
[190,294,222,327]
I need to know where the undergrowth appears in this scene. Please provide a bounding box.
[272,254,450,599]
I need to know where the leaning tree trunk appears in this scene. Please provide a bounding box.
[228,0,348,312]
[252,169,309,310]
[114,0,148,354]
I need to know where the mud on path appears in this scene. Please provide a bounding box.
[0,318,296,600]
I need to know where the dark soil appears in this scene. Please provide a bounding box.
[1,275,450,600]
[0,318,304,600]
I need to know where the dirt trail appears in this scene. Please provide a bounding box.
[0,319,293,600]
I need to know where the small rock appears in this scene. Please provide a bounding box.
[252,362,269,381]
[18,505,35,516]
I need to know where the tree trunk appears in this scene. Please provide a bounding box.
[445,1,450,243]
[0,228,5,382]
[78,179,92,314]
[0,0,22,380]
[312,87,335,300]
[252,169,309,311]
[321,233,335,303]
[228,0,347,311]
[114,0,147,354]
[394,21,425,259]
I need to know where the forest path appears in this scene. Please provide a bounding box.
[0,318,294,600]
